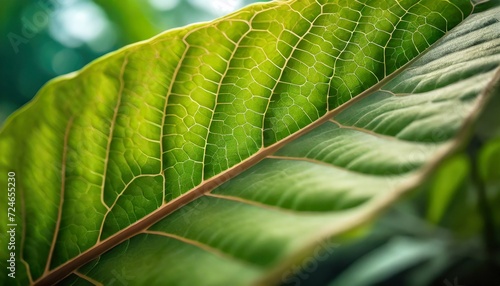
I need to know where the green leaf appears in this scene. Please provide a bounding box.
[426,154,469,224]
[328,237,449,286]
[479,138,500,184]
[1,0,499,285]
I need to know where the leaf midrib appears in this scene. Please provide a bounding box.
[258,68,500,286]
[33,33,445,285]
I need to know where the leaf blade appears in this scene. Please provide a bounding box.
[4,0,493,286]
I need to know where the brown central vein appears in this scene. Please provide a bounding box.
[33,46,419,285]
[33,3,466,285]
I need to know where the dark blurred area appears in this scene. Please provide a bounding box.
[0,0,268,126]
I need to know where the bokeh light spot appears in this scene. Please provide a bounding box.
[49,0,110,47]
[188,0,244,16]
[51,48,84,75]
[149,0,180,11]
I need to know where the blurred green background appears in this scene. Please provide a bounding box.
[0,0,268,126]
